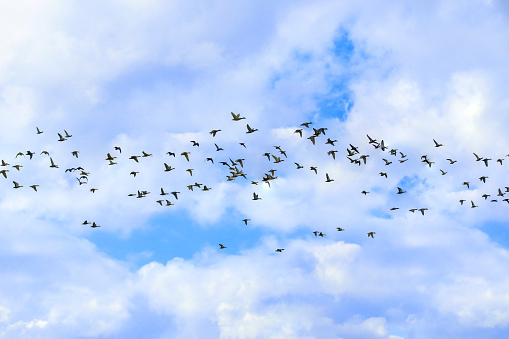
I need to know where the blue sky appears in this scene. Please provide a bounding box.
[1,0,509,338]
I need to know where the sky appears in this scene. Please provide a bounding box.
[1,0,509,338]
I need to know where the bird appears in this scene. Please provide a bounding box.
[64,130,72,138]
[246,124,258,134]
[367,232,375,238]
[479,176,488,183]
[327,150,338,159]
[41,151,50,156]
[36,127,43,134]
[433,139,443,147]
[165,200,174,206]
[446,159,457,164]
[114,146,122,153]
[325,173,334,182]
[390,207,399,210]
[29,185,39,191]
[129,155,140,163]
[13,181,23,189]
[171,192,180,200]
[497,188,505,197]
[463,182,470,189]
[12,165,22,171]
[418,208,428,215]
[1,160,10,166]
[142,151,152,157]
[379,172,388,178]
[382,158,392,165]
[57,133,66,142]
[300,122,312,128]
[164,163,174,172]
[473,153,483,161]
[105,153,116,161]
[359,155,370,164]
[361,190,370,195]
[91,222,100,228]
[336,227,345,231]
[239,142,246,148]
[231,112,246,121]
[295,162,303,169]
[310,166,317,174]
[497,158,504,165]
[482,158,491,167]
[206,158,214,164]
[219,244,227,249]
[82,220,91,225]
[396,187,406,194]
[325,138,337,146]
[167,152,175,157]
[209,129,221,137]
[181,152,190,162]
[72,151,79,158]
[160,188,169,196]
[190,141,199,147]
[482,194,490,200]
[0,169,8,178]
[49,157,59,168]
[307,135,316,145]
[15,152,24,158]
[367,135,377,144]
[26,151,34,159]
[275,249,284,252]
[130,171,139,177]
[294,129,303,137]
[156,200,163,206]
[253,192,261,200]
[90,188,98,193]
[186,169,194,176]
[215,144,223,151]
[471,201,478,208]
[108,160,117,165]
[242,219,250,225]
[440,169,447,175]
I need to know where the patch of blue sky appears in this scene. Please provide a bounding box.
[88,207,280,269]
[479,220,509,249]
[313,30,355,121]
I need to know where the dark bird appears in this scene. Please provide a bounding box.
[26,151,34,159]
[57,133,66,142]
[327,150,338,159]
[239,142,246,148]
[36,127,43,134]
[419,208,428,215]
[482,194,490,200]
[367,232,375,238]
[336,227,345,231]
[129,155,140,162]
[294,129,303,137]
[361,190,369,195]
[105,153,116,161]
[130,171,139,177]
[72,151,79,158]
[367,135,377,144]
[482,158,491,167]
[310,166,317,174]
[325,138,337,146]
[459,199,466,205]
[479,176,488,183]
[15,152,24,158]
[91,222,100,228]
[463,182,470,189]
[215,144,223,151]
[209,129,221,137]
[396,187,406,194]
[382,158,392,165]
[300,122,312,128]
[446,159,457,164]
[275,249,284,252]
[49,157,59,168]
[219,244,227,249]
[497,158,504,165]
[82,220,90,225]
[471,201,478,208]
[64,130,72,138]
[473,153,483,162]
[252,192,261,200]
[0,169,9,178]
[325,173,334,183]
[181,152,190,162]
[30,185,39,191]
[246,124,258,134]
[171,192,180,200]
[440,169,447,175]
[114,146,121,153]
[167,152,175,157]
[295,162,303,169]
[90,188,98,193]
[12,165,22,171]
[433,139,443,147]
[379,172,388,178]
[206,158,214,164]
[231,112,246,121]
[13,181,22,189]
[190,141,199,147]
[390,207,399,210]
[160,188,169,196]
[307,135,316,145]
[142,151,152,157]
[242,219,250,225]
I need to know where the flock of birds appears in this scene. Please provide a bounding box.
[2,111,509,253]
